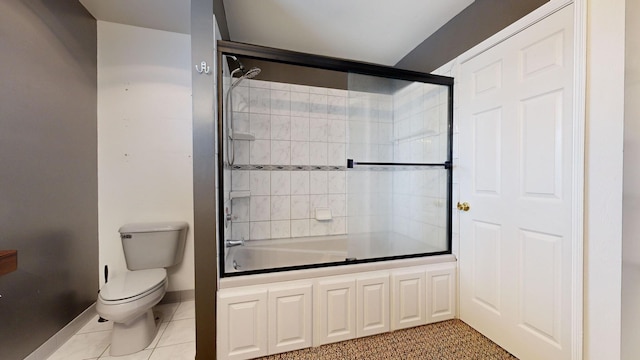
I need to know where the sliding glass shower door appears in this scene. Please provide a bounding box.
[218,40,453,276]
[345,73,452,261]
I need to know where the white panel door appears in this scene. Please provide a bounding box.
[458,5,575,360]
[356,273,390,337]
[268,284,312,355]
[391,269,426,330]
[315,278,356,346]
[218,289,268,360]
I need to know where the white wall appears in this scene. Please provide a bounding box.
[97,21,194,291]
[585,0,625,358]
[621,0,640,357]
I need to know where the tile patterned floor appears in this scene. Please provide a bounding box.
[46,300,195,360]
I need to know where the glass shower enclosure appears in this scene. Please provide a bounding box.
[217,41,453,277]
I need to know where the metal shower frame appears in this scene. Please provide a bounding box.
[216,40,454,278]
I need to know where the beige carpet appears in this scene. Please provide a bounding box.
[258,319,518,360]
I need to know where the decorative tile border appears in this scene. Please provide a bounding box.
[225,164,445,172]
[227,164,346,171]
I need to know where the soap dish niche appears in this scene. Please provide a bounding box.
[315,208,332,221]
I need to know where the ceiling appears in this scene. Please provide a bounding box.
[79,0,474,66]
[79,0,191,35]
[224,0,473,66]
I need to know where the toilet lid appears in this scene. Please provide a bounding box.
[100,269,167,301]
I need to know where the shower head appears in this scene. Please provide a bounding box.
[243,67,261,79]
[225,54,261,88]
[230,66,262,89]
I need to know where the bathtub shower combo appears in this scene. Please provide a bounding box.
[216,41,456,359]
[219,42,453,276]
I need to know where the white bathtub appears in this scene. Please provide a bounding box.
[218,233,456,358]
[224,235,349,273]
[224,232,447,275]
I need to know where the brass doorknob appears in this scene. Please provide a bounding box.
[457,202,470,211]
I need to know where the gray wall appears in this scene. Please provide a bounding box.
[395,0,549,72]
[214,0,230,40]
[238,58,407,94]
[0,1,98,359]
[192,0,217,359]
[240,58,348,90]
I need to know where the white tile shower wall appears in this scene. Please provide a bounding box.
[229,80,348,240]
[391,83,449,250]
[226,79,448,246]
[347,91,394,162]
[346,90,395,234]
[393,83,448,163]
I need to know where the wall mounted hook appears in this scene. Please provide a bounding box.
[195,61,211,74]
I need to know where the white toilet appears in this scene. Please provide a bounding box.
[96,221,188,356]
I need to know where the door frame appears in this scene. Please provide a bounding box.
[450,0,585,358]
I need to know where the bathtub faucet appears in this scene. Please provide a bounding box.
[225,238,245,248]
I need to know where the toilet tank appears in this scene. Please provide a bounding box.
[119,222,189,271]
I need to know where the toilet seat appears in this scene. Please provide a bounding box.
[99,268,167,305]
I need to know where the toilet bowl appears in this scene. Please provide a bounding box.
[96,221,188,356]
[97,269,168,356]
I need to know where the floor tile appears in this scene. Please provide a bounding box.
[149,342,195,360]
[47,300,194,360]
[154,302,179,323]
[145,323,169,350]
[47,331,111,360]
[157,318,195,347]
[99,348,152,360]
[77,315,113,334]
[171,300,195,320]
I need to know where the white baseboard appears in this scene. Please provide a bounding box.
[24,303,97,360]
[161,289,195,304]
